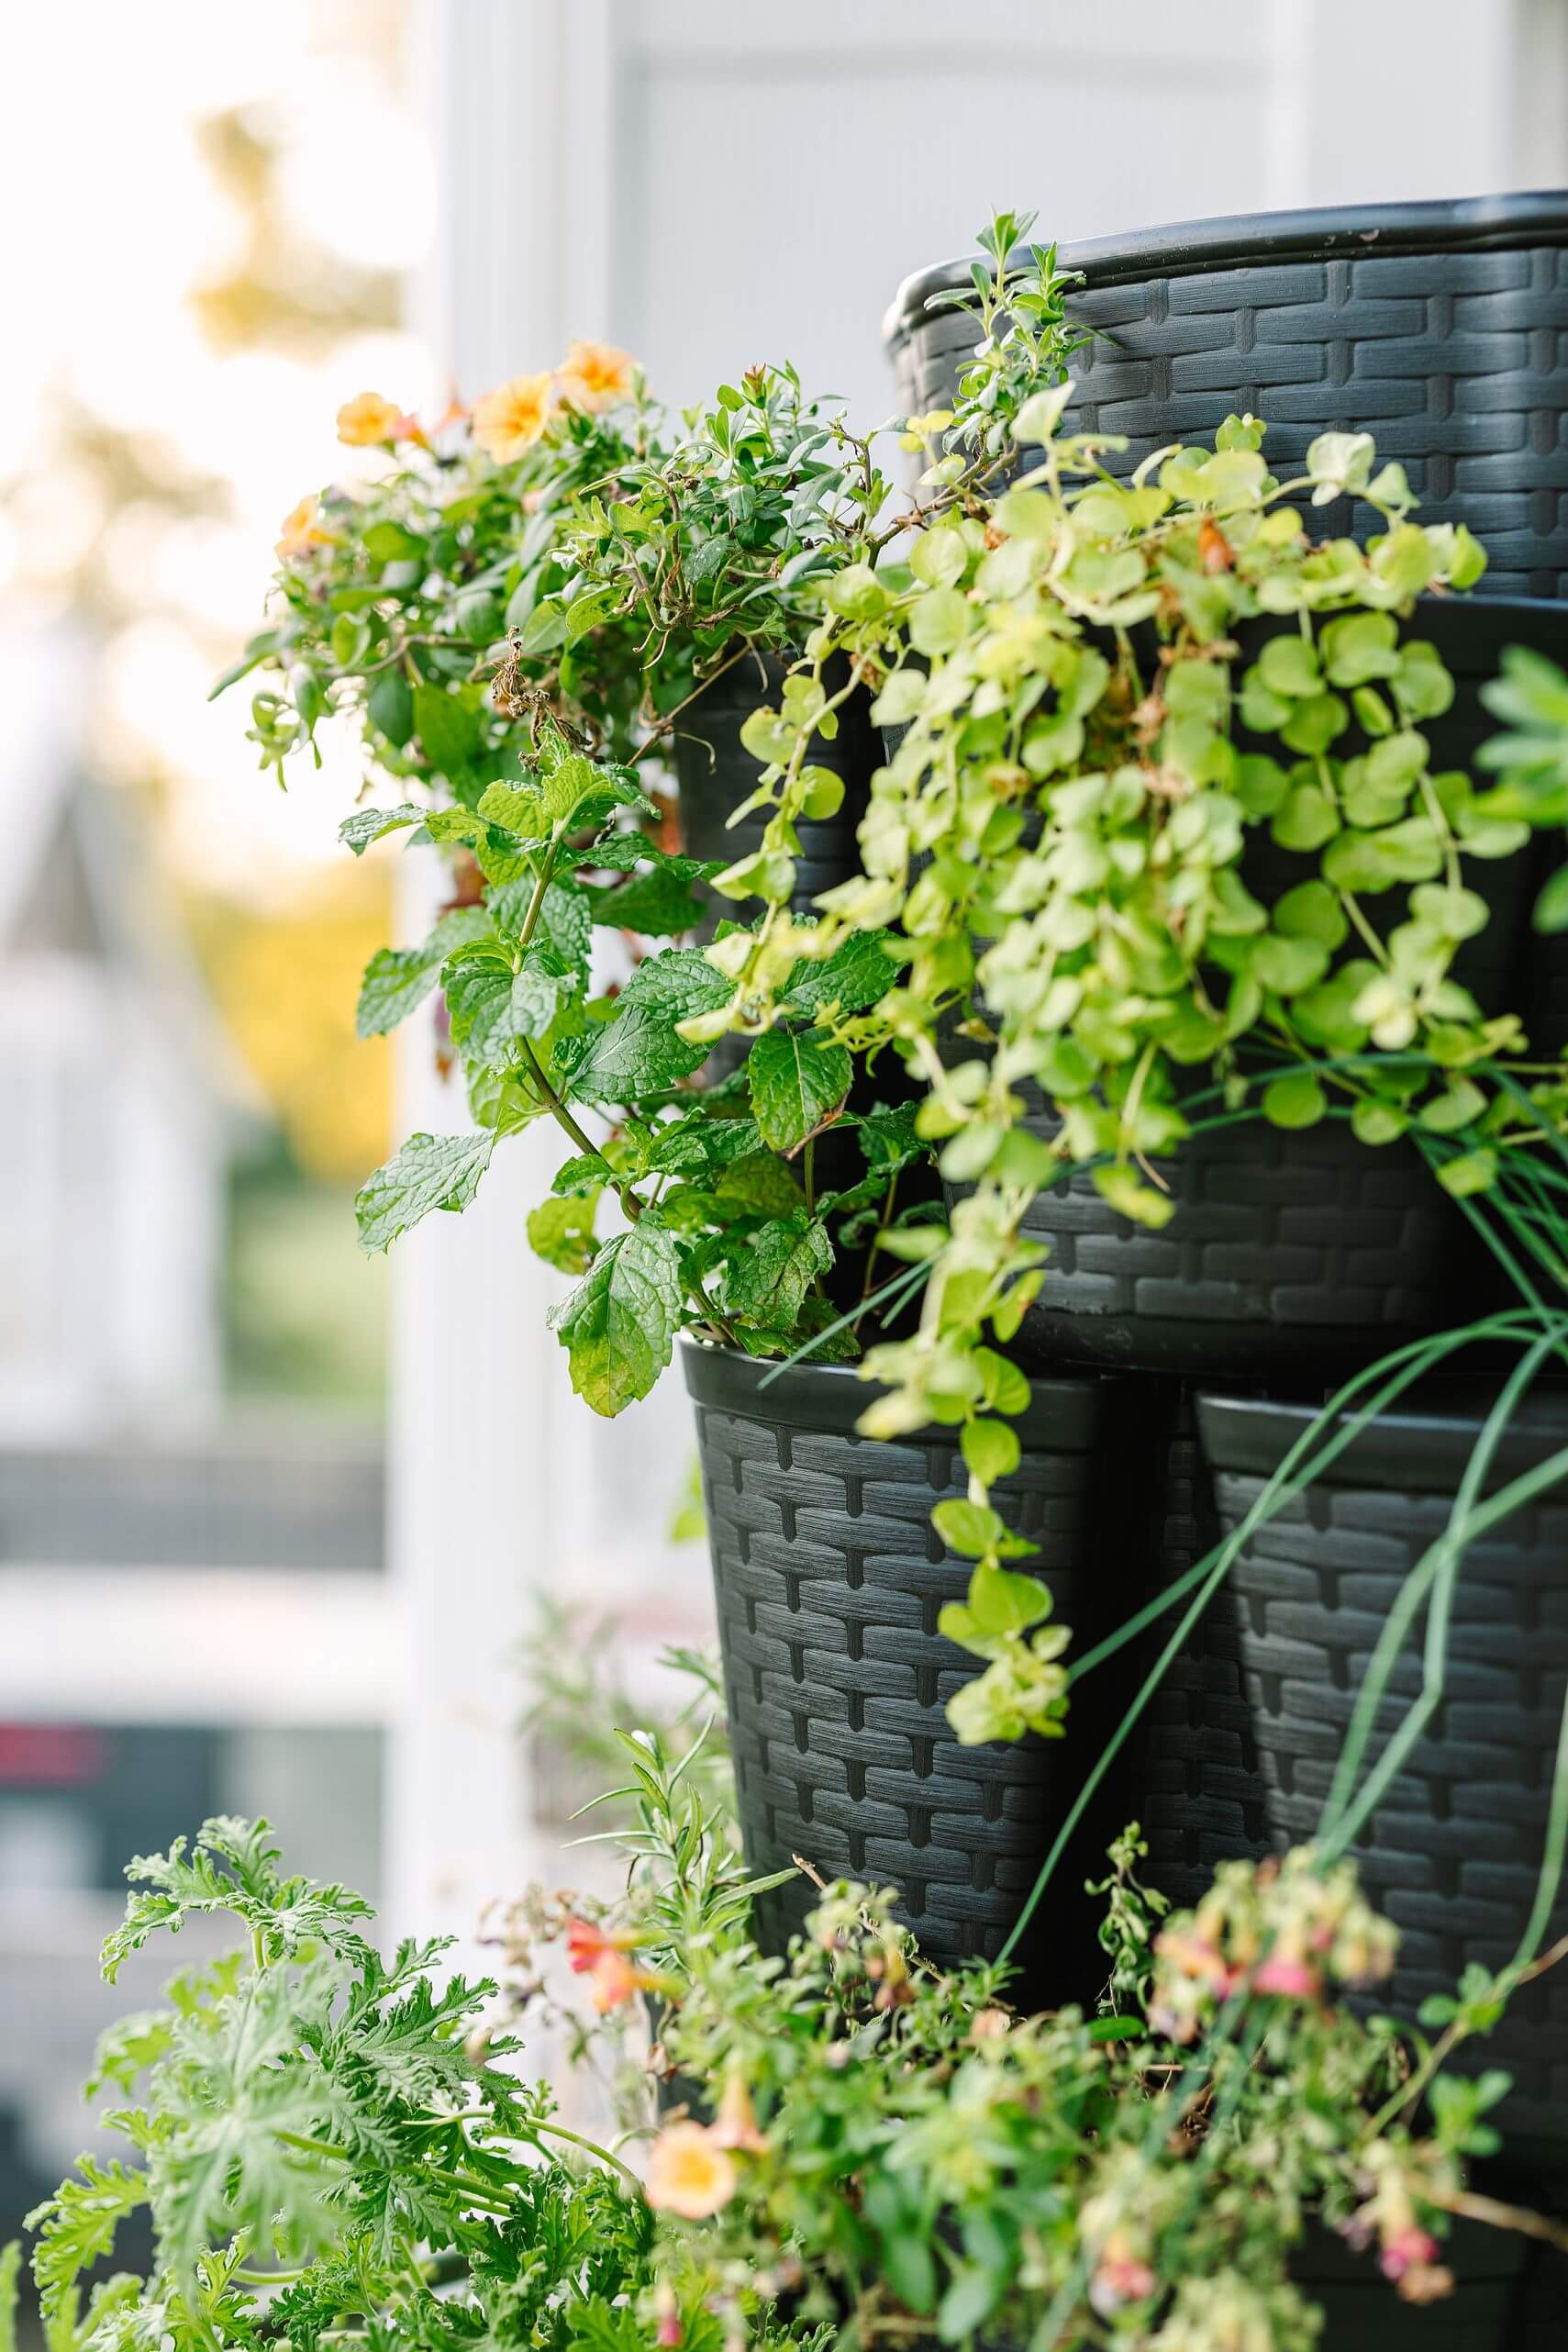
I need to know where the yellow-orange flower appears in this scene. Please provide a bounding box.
[275,494,335,562]
[645,2122,737,2220]
[559,340,635,413]
[472,371,556,461]
[336,391,408,447]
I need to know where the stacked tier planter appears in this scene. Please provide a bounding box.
[1130,1388,1568,2166]
[682,1343,1140,2005]
[940,595,1568,1376]
[887,193,1568,599]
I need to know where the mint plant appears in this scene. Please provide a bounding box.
[341,715,924,1409]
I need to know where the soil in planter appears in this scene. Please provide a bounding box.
[950,598,1562,1379]
[886,195,1568,600]
[681,1342,1147,2011]
[1190,1382,1568,2166]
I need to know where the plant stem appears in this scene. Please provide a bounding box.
[526,2118,641,2188]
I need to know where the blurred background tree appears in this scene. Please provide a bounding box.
[0,0,436,1405]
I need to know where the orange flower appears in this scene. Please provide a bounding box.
[275,494,335,561]
[645,2122,737,2219]
[559,340,635,413]
[472,371,556,461]
[336,391,411,447]
[565,1916,656,2012]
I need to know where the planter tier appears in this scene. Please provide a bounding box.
[1149,1386,1568,2160]
[946,596,1568,1378]
[682,1342,1135,2001]
[887,192,1568,599]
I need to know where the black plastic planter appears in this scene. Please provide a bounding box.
[887,192,1568,599]
[673,650,878,918]
[681,1340,1134,2003]
[951,597,1567,1379]
[1191,1385,1568,2160]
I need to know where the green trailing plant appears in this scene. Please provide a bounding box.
[698,376,1568,1734]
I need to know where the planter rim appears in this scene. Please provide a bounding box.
[679,1336,1106,1450]
[1197,1387,1568,1497]
[884,188,1568,351]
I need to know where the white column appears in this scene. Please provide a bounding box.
[387,0,571,1940]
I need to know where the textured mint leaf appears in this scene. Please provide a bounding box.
[413,682,483,775]
[748,1028,852,1151]
[444,948,573,1066]
[477,779,548,838]
[357,909,496,1040]
[647,1113,765,1177]
[547,1224,684,1414]
[527,1192,600,1275]
[442,954,516,1061]
[474,822,533,887]
[355,1131,495,1253]
[588,863,706,936]
[571,836,721,879]
[535,877,594,980]
[356,949,442,1038]
[783,930,905,1017]
[714,1150,807,1216]
[718,1214,832,1332]
[423,806,485,844]
[426,905,495,957]
[339,804,425,855]
[511,946,575,1038]
[568,948,731,1103]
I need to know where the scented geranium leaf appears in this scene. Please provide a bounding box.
[588,862,706,936]
[549,1224,684,1414]
[569,949,731,1103]
[782,930,906,1017]
[356,947,442,1038]
[102,1818,376,1980]
[717,1214,832,1332]
[748,1028,852,1152]
[355,1131,495,1254]
[339,803,426,855]
[27,2158,148,2324]
[528,1191,600,1276]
